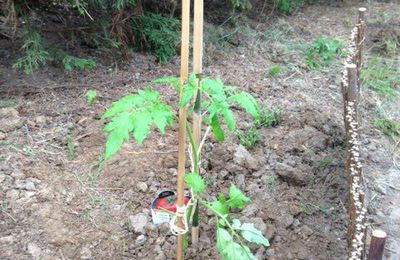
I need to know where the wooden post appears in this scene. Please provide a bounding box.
[367,230,387,260]
[358,7,366,23]
[191,0,204,245]
[356,7,366,87]
[347,64,358,108]
[176,0,190,259]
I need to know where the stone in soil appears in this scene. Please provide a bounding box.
[128,213,149,234]
[233,145,259,171]
[275,161,309,186]
[25,181,36,191]
[0,107,23,132]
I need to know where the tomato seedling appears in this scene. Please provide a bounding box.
[102,73,269,259]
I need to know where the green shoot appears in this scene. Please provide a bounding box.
[267,66,282,78]
[236,128,260,150]
[85,90,97,105]
[305,36,342,70]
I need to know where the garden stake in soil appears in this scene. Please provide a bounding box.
[176,0,190,259]
[191,0,204,245]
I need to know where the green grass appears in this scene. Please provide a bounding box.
[361,56,400,98]
[0,101,17,108]
[236,127,260,150]
[267,66,282,78]
[373,118,400,140]
[305,36,342,70]
[255,103,281,128]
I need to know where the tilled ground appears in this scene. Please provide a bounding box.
[1,2,399,260]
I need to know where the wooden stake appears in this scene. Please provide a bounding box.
[191,0,204,246]
[368,230,387,260]
[358,7,366,23]
[176,0,190,259]
[347,64,358,107]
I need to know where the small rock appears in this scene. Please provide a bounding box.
[375,184,387,195]
[25,181,36,191]
[167,168,177,176]
[292,219,300,227]
[136,182,148,192]
[300,225,313,237]
[235,174,246,190]
[199,233,211,246]
[112,204,122,211]
[233,145,259,170]
[0,108,23,132]
[79,247,92,260]
[35,116,46,125]
[27,243,42,258]
[128,213,149,234]
[14,179,25,189]
[265,225,276,241]
[0,132,6,140]
[275,162,308,186]
[135,235,147,246]
[0,236,15,243]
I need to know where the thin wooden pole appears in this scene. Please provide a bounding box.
[356,7,366,87]
[358,7,366,23]
[191,0,204,245]
[176,0,190,259]
[367,230,387,260]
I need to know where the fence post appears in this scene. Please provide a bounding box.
[367,230,387,260]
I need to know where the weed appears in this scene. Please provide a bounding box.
[86,90,97,105]
[255,103,281,128]
[0,101,17,108]
[305,36,342,70]
[132,13,180,62]
[267,66,282,78]
[236,128,260,150]
[50,48,96,72]
[275,0,303,14]
[87,155,105,186]
[373,118,400,140]
[90,196,107,208]
[12,26,50,75]
[318,157,333,169]
[361,56,400,97]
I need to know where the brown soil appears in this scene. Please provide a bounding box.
[1,2,400,260]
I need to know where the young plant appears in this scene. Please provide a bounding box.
[236,128,260,150]
[305,36,342,70]
[101,73,269,258]
[85,90,97,105]
[266,66,282,78]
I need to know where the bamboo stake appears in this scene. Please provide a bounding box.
[176,0,190,259]
[367,230,387,260]
[191,0,204,245]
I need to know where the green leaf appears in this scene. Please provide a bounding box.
[151,104,174,134]
[220,108,235,131]
[227,184,250,209]
[153,76,180,92]
[210,115,224,142]
[210,200,229,216]
[131,111,152,144]
[105,126,130,159]
[179,83,197,108]
[232,219,269,247]
[240,223,270,246]
[184,173,206,193]
[216,228,256,260]
[229,92,259,119]
[101,95,144,119]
